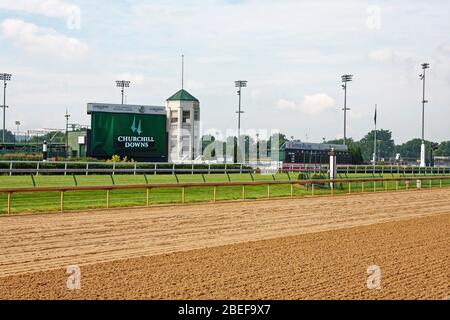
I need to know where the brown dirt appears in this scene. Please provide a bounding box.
[0,189,449,299]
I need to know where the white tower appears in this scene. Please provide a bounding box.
[166,89,200,162]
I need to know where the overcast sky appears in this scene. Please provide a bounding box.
[0,0,449,143]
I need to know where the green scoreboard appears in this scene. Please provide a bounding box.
[87,103,168,162]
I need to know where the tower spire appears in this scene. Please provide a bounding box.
[181,54,184,90]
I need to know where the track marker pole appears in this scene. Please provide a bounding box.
[290,184,293,197]
[242,185,245,200]
[7,192,11,214]
[348,182,351,194]
[146,188,150,206]
[312,184,315,196]
[213,186,217,202]
[182,187,185,203]
[106,190,110,209]
[267,184,270,199]
[362,181,365,193]
[60,191,64,213]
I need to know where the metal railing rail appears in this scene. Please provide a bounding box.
[0,161,253,176]
[1,175,449,214]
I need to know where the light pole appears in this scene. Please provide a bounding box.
[419,63,429,167]
[65,109,71,157]
[1,73,12,144]
[116,80,130,105]
[341,74,353,146]
[235,80,247,146]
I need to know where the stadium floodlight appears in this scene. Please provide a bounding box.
[116,80,131,104]
[1,73,12,144]
[341,74,353,146]
[235,80,248,150]
[419,63,430,167]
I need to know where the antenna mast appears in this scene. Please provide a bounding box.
[181,54,184,89]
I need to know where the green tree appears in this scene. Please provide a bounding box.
[0,130,15,143]
[434,141,450,156]
[395,139,436,159]
[359,129,395,162]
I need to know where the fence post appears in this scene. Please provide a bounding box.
[106,190,110,208]
[146,188,150,206]
[192,164,194,175]
[182,187,185,203]
[7,192,11,214]
[60,191,64,213]
[242,185,245,200]
[9,161,12,176]
[312,183,315,196]
[86,163,89,176]
[64,162,67,176]
[429,179,432,189]
[267,184,270,199]
[396,181,399,191]
[208,164,211,174]
[440,179,442,188]
[134,163,137,176]
[240,164,243,174]
[112,162,116,175]
[36,162,39,176]
[348,182,351,194]
[213,186,217,203]
[385,180,388,191]
[362,181,365,193]
[290,184,294,197]
[154,163,157,175]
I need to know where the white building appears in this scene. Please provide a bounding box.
[166,89,201,162]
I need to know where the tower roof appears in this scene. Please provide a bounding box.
[167,89,199,102]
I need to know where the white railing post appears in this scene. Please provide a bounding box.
[36,162,40,176]
[86,163,89,176]
[9,161,12,176]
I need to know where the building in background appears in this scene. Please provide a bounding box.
[166,89,201,162]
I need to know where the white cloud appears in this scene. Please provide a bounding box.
[0,0,79,19]
[0,19,88,60]
[277,93,335,115]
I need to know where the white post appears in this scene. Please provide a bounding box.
[420,143,426,167]
[329,148,337,189]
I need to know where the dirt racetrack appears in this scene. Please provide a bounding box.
[0,189,449,299]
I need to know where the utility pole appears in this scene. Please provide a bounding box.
[1,73,12,144]
[341,74,353,146]
[235,80,247,145]
[116,80,131,105]
[65,109,71,157]
[419,63,429,167]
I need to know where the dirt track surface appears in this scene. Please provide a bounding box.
[1,189,450,278]
[0,189,449,299]
[0,213,448,299]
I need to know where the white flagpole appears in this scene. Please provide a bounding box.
[373,104,377,166]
